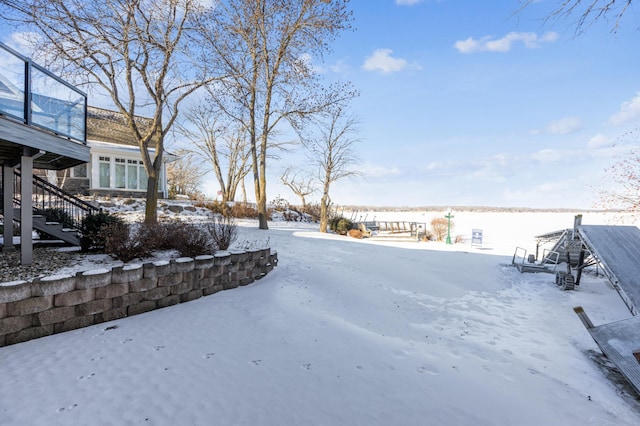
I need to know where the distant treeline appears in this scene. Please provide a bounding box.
[336,206,621,213]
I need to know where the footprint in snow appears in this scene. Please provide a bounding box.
[57,403,78,413]
[203,353,215,359]
[251,359,262,366]
[78,373,95,380]
[302,363,311,370]
[530,353,549,361]
[417,365,439,375]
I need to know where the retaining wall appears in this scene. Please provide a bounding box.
[0,248,277,347]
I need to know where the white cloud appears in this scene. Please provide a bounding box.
[530,148,569,163]
[454,31,558,54]
[395,0,424,5]
[531,116,582,135]
[607,92,640,126]
[362,49,408,74]
[587,134,613,149]
[360,163,402,177]
[329,59,350,73]
[545,116,582,135]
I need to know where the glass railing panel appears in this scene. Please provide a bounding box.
[0,44,26,120]
[30,65,86,141]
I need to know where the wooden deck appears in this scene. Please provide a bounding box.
[0,115,89,169]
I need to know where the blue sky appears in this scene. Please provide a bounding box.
[277,0,640,209]
[2,0,638,209]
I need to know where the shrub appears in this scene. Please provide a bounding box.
[431,217,454,242]
[80,212,124,252]
[270,196,290,212]
[203,200,227,216]
[336,218,353,235]
[102,222,151,262]
[136,221,176,251]
[421,230,434,242]
[171,222,216,258]
[203,216,238,251]
[347,229,363,239]
[229,202,261,219]
[328,216,344,233]
[303,203,321,222]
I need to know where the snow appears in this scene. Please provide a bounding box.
[1,210,640,425]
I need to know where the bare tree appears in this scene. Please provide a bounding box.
[201,0,355,229]
[176,103,251,204]
[281,167,316,212]
[597,145,640,215]
[166,149,206,199]
[302,106,361,233]
[518,0,636,33]
[0,0,220,223]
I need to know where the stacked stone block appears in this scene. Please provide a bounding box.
[0,249,278,348]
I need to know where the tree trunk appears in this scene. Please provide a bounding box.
[241,178,247,203]
[145,175,159,224]
[319,193,329,233]
[257,173,268,229]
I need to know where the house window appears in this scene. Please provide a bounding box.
[139,165,148,190]
[99,156,110,188]
[127,159,138,189]
[115,158,126,189]
[73,163,87,178]
[96,156,156,192]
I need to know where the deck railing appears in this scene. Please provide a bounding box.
[0,42,87,143]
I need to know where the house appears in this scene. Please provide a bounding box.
[40,106,177,199]
[1,41,178,265]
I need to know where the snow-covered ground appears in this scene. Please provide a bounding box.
[1,209,640,425]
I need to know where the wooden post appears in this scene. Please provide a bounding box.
[576,249,585,286]
[574,306,595,329]
[573,214,582,239]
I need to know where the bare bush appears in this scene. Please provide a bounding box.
[136,221,176,251]
[421,230,434,242]
[203,216,238,251]
[347,229,363,239]
[303,203,321,222]
[230,202,262,219]
[102,222,151,262]
[171,222,216,258]
[431,217,450,242]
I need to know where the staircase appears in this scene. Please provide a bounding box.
[1,169,101,246]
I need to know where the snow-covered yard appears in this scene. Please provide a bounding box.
[1,210,639,425]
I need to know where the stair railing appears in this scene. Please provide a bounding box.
[12,168,101,231]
